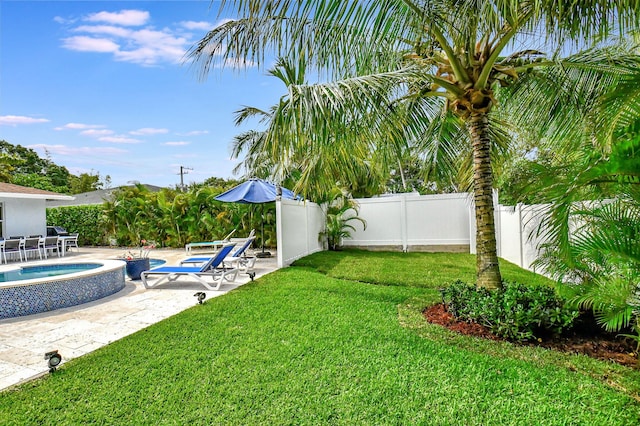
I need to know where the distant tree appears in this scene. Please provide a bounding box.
[201,176,242,192]
[0,153,15,182]
[11,173,67,193]
[0,140,73,192]
[69,172,103,194]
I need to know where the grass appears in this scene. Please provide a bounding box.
[1,250,639,424]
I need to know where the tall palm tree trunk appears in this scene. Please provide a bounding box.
[467,112,502,289]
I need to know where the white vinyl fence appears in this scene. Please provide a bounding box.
[344,193,474,252]
[496,203,550,273]
[276,192,551,274]
[276,198,325,267]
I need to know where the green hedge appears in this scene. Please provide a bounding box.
[46,205,107,246]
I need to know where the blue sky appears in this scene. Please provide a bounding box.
[0,1,283,188]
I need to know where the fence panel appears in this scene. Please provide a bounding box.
[344,193,472,252]
[496,203,551,274]
[497,205,524,267]
[276,199,324,267]
[343,196,404,250]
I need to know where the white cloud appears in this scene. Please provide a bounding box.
[54,16,76,25]
[99,136,142,144]
[163,141,190,146]
[73,25,133,38]
[55,123,106,130]
[180,21,214,31]
[62,36,119,52]
[85,10,149,26]
[181,130,209,136]
[0,115,50,126]
[56,11,252,68]
[130,127,169,136]
[81,129,114,137]
[62,25,188,65]
[28,144,126,156]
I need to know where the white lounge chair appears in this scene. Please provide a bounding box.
[185,229,236,255]
[141,242,238,290]
[180,237,257,280]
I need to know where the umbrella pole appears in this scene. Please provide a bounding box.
[256,203,271,258]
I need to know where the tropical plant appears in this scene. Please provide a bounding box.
[230,56,388,202]
[538,198,640,351]
[189,0,640,289]
[527,66,640,351]
[319,188,367,251]
[441,280,579,341]
[100,182,266,249]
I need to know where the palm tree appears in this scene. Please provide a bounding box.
[231,56,389,202]
[319,187,367,251]
[519,66,640,346]
[189,1,639,289]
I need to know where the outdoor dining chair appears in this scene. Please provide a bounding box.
[2,238,24,263]
[23,237,42,260]
[40,236,60,259]
[58,233,79,256]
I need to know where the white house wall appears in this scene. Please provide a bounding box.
[0,197,47,237]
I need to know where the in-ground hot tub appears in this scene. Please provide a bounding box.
[0,260,126,319]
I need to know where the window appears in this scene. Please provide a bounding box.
[0,202,3,238]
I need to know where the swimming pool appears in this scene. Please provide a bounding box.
[0,260,126,319]
[0,263,102,282]
[149,258,165,268]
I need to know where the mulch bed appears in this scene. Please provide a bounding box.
[424,303,638,368]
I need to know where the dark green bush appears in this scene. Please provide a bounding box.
[440,280,579,341]
[46,205,107,246]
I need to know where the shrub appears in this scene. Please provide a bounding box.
[46,205,107,246]
[440,280,579,341]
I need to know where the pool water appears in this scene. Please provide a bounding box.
[149,258,166,268]
[0,263,103,283]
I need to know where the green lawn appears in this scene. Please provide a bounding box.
[1,250,638,424]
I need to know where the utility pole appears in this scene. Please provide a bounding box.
[178,166,193,191]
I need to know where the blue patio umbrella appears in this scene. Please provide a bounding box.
[214,179,298,257]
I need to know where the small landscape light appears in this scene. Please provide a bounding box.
[194,292,206,304]
[45,350,62,373]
